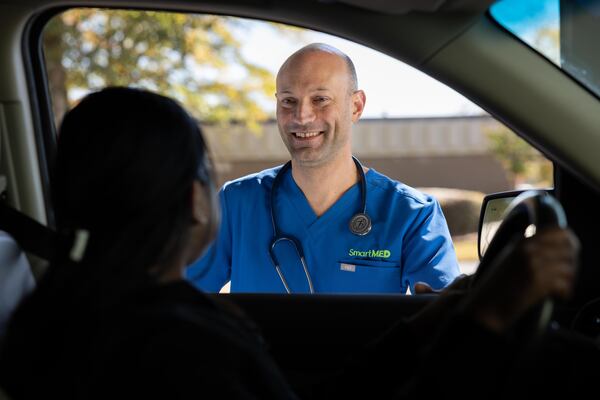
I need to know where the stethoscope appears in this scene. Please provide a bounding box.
[268,156,371,294]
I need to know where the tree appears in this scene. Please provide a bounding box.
[487,127,552,188]
[43,9,278,132]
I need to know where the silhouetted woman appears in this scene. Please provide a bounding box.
[0,87,297,399]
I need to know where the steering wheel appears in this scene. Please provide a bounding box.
[473,190,568,335]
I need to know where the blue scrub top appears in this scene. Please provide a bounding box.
[186,165,460,294]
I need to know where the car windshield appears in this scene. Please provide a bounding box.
[490,0,600,99]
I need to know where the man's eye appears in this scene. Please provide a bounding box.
[281,98,296,106]
[314,97,329,104]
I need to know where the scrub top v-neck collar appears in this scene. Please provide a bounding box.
[279,166,373,234]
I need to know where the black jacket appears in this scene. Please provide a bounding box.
[0,281,298,399]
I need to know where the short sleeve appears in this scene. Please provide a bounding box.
[401,198,460,292]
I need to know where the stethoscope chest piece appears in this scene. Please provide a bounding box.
[349,212,372,236]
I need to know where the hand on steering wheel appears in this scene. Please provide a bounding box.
[466,191,579,335]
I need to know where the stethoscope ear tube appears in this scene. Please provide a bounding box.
[269,236,314,294]
[268,237,290,293]
[350,156,371,236]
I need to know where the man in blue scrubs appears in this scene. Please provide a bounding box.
[187,43,460,294]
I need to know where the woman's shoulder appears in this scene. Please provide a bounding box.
[109,281,296,398]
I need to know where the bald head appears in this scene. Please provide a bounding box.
[277,43,358,93]
[274,43,366,168]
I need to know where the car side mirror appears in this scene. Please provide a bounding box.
[477,189,553,260]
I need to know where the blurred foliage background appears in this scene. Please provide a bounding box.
[43,9,289,132]
[486,127,553,189]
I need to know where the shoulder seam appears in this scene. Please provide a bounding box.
[367,176,431,206]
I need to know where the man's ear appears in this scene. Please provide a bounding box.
[351,90,366,123]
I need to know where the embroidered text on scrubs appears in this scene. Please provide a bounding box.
[348,249,391,258]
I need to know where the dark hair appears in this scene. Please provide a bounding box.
[0,87,216,393]
[48,86,214,306]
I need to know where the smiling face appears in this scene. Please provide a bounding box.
[275,48,365,168]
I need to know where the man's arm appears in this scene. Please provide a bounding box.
[185,189,232,292]
[401,198,460,292]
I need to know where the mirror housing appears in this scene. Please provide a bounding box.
[477,189,553,260]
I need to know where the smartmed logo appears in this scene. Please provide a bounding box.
[348,249,391,258]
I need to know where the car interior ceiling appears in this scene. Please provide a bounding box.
[2,0,600,388]
[337,0,497,14]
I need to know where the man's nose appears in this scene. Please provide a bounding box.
[294,99,316,124]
